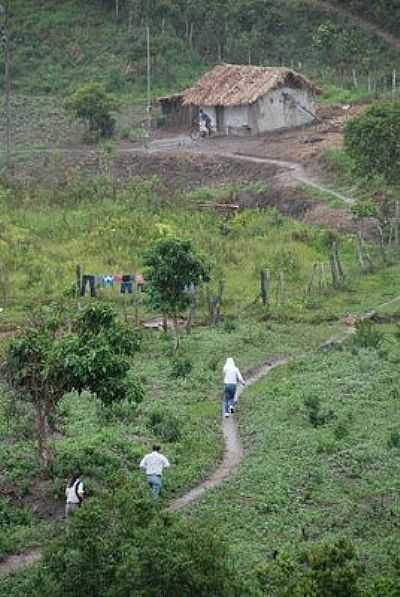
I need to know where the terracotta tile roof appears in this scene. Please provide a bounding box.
[183,64,320,107]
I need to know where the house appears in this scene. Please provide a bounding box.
[181,64,321,136]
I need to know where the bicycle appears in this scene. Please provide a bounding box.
[189,118,213,141]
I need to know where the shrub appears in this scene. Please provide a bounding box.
[223,316,237,333]
[148,408,182,442]
[170,356,193,378]
[304,395,335,427]
[257,538,362,597]
[345,101,400,184]
[65,82,120,138]
[387,430,400,449]
[21,485,245,597]
[352,321,383,351]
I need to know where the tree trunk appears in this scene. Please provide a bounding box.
[172,315,180,351]
[356,232,367,273]
[189,23,194,48]
[333,241,344,280]
[377,223,388,264]
[329,253,339,287]
[185,292,197,335]
[260,270,269,306]
[162,314,168,333]
[306,263,318,296]
[34,400,50,470]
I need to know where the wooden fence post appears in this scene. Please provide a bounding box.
[260,270,270,306]
[76,264,82,298]
[306,263,318,297]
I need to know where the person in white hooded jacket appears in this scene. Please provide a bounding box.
[222,357,246,417]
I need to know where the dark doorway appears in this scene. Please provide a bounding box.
[216,106,224,132]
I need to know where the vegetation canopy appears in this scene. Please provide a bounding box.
[64,82,120,138]
[344,102,400,184]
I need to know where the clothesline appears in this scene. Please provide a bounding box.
[79,273,145,297]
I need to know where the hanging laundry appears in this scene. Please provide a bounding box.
[102,275,114,288]
[113,273,123,284]
[135,273,145,292]
[80,275,96,297]
[121,274,133,294]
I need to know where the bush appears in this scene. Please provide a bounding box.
[345,102,400,184]
[65,82,120,138]
[304,395,335,427]
[387,430,400,449]
[223,316,237,333]
[148,408,182,442]
[19,485,245,597]
[170,356,193,378]
[352,321,383,351]
[257,538,362,597]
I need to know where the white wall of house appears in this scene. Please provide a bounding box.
[252,87,315,133]
[223,105,249,131]
[200,87,316,135]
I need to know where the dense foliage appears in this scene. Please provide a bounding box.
[0,484,246,597]
[345,102,400,184]
[65,82,120,138]
[3,0,399,96]
[5,303,142,467]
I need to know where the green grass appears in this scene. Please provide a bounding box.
[2,174,400,329]
[318,84,373,105]
[189,339,400,593]
[0,318,337,560]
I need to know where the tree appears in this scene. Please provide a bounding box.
[5,309,65,469]
[345,102,400,185]
[65,82,120,139]
[257,538,362,597]
[144,238,210,349]
[22,483,246,597]
[5,303,142,469]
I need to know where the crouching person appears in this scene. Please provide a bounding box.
[140,445,170,497]
[65,472,84,518]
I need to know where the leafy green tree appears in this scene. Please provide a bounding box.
[5,303,142,469]
[144,238,210,349]
[5,308,65,469]
[25,483,246,597]
[257,538,362,597]
[345,102,400,185]
[65,82,120,139]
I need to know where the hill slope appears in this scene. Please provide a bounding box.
[3,0,400,96]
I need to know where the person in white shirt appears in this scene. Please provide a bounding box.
[65,472,84,518]
[139,445,170,497]
[223,357,246,417]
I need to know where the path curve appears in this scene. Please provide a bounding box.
[166,356,289,512]
[141,135,356,205]
[1,296,399,576]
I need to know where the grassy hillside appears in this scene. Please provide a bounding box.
[3,0,400,98]
[191,329,400,593]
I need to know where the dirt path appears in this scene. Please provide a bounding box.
[217,151,355,205]
[0,549,42,577]
[166,357,289,512]
[142,136,356,205]
[1,297,399,577]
